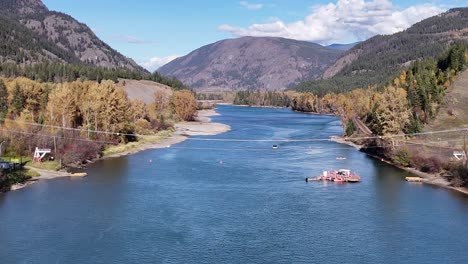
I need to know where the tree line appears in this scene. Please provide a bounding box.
[0,78,197,165]
[0,62,189,90]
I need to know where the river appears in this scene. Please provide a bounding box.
[1,105,468,264]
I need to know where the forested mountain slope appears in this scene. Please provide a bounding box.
[0,0,144,71]
[295,8,468,95]
[0,14,79,64]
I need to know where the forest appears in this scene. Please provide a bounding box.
[0,62,189,91]
[0,77,197,189]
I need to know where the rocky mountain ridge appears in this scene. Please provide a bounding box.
[0,0,144,71]
[159,37,343,91]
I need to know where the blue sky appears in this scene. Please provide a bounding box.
[41,0,464,71]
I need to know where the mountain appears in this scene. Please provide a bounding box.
[158,37,343,91]
[0,14,80,64]
[0,0,144,71]
[326,42,360,51]
[308,8,468,93]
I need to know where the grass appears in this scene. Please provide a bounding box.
[103,129,174,157]
[427,70,468,131]
[24,168,40,178]
[26,160,61,171]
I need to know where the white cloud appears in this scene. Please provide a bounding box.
[116,35,155,44]
[139,55,180,72]
[220,0,444,44]
[240,1,263,10]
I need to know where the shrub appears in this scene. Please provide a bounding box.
[447,164,468,187]
[393,148,412,167]
[60,141,103,165]
[411,154,443,173]
[422,156,443,173]
[345,121,356,137]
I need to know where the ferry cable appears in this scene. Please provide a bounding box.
[0,128,463,152]
[1,117,468,143]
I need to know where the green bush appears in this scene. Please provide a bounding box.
[393,148,412,167]
[345,121,357,137]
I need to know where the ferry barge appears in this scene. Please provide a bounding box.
[306,169,361,183]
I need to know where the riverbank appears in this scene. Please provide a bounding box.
[8,109,230,192]
[103,109,230,159]
[331,136,468,195]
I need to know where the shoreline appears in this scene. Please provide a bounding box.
[9,109,231,192]
[330,136,468,196]
[103,109,230,159]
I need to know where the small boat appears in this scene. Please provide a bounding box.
[405,176,423,182]
[272,145,279,149]
[70,172,87,177]
[346,176,361,183]
[336,157,347,160]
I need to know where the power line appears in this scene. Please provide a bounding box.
[0,128,116,145]
[0,117,132,137]
[1,116,468,144]
[185,128,468,142]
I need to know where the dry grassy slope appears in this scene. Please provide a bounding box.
[117,79,173,104]
[427,69,468,131]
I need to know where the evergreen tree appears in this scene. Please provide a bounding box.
[0,79,8,118]
[11,83,25,115]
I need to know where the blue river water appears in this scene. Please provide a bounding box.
[1,105,468,264]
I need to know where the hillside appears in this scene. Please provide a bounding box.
[0,0,144,72]
[117,79,173,104]
[159,36,343,91]
[296,8,468,95]
[0,15,79,64]
[426,69,468,131]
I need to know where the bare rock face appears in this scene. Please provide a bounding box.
[159,37,343,91]
[0,0,47,14]
[0,0,144,71]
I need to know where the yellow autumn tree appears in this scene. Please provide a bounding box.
[375,86,410,135]
[45,83,79,128]
[171,90,197,121]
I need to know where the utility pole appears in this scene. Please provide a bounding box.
[464,133,467,168]
[53,136,57,156]
[438,137,441,156]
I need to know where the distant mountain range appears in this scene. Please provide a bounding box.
[1,1,466,94]
[158,37,344,91]
[326,43,360,51]
[0,0,144,72]
[161,8,467,92]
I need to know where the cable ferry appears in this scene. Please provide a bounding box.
[306,169,361,183]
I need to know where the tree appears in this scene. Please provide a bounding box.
[374,86,410,135]
[171,90,197,121]
[11,82,25,116]
[0,79,7,118]
[45,83,78,128]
